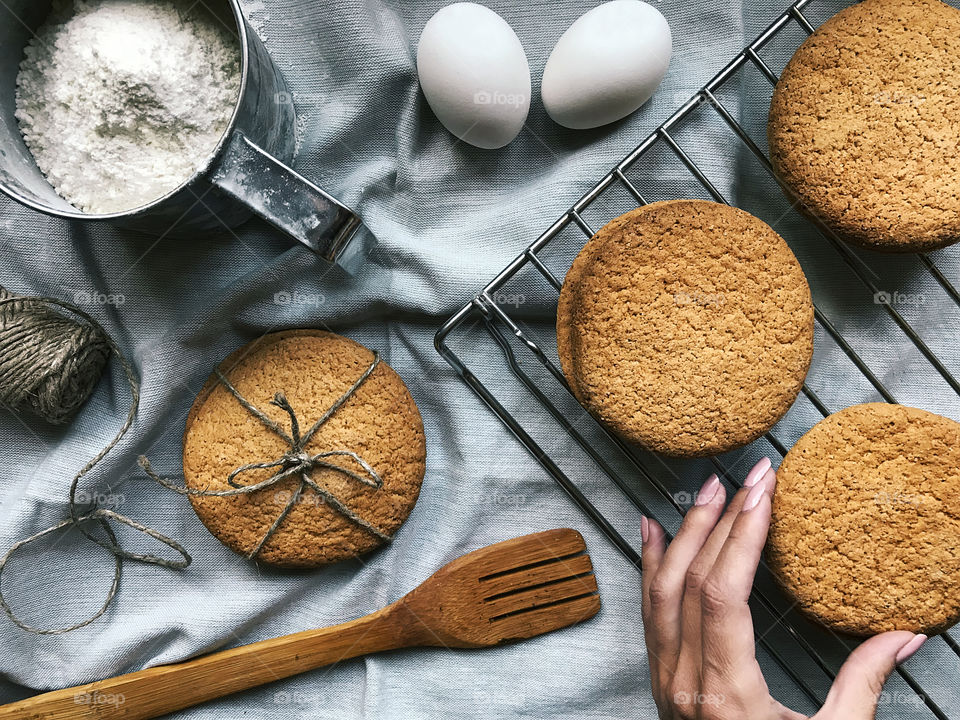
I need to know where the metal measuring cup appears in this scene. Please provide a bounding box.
[0,0,372,272]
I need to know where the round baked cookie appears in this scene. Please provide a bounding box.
[768,0,960,252]
[768,403,960,636]
[557,200,814,458]
[182,330,426,568]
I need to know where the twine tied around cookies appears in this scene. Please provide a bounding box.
[0,292,191,636]
[140,352,394,559]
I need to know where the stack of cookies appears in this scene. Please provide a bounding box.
[182,330,427,568]
[557,199,814,457]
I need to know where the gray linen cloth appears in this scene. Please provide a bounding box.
[1,0,958,718]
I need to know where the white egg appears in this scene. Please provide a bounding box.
[542,0,672,130]
[416,3,531,149]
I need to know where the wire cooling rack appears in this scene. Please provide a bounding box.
[435,0,960,716]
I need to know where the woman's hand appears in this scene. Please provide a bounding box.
[641,458,927,720]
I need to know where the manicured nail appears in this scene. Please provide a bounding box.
[744,457,772,487]
[741,477,768,512]
[695,474,721,506]
[896,634,927,665]
[641,515,650,543]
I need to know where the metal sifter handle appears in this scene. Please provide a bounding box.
[210,130,373,273]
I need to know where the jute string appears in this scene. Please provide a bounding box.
[0,290,390,634]
[0,291,190,635]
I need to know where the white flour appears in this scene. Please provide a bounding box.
[15,0,242,214]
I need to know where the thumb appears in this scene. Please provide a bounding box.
[816,631,926,720]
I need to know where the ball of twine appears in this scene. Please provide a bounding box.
[0,286,111,423]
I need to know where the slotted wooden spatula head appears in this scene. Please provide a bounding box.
[396,529,600,648]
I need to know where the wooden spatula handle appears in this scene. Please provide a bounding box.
[0,605,413,720]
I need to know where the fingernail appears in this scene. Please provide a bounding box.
[744,457,772,487]
[695,474,721,506]
[641,515,649,543]
[896,634,927,665]
[741,478,768,512]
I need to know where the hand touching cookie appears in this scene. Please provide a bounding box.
[641,458,927,720]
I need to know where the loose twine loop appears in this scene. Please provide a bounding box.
[0,290,391,635]
[0,291,190,636]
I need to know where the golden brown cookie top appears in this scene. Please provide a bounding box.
[768,0,960,252]
[768,403,960,636]
[182,330,426,568]
[556,200,813,458]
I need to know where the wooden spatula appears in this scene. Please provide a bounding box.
[0,529,599,720]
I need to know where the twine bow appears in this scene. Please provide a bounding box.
[141,352,392,559]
